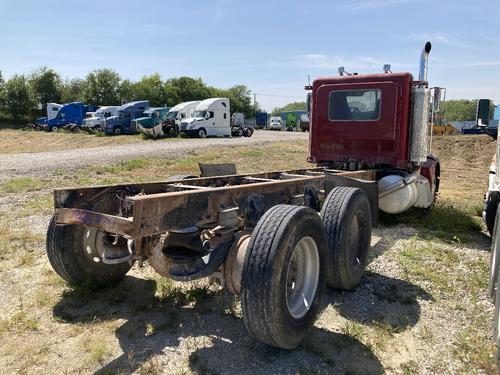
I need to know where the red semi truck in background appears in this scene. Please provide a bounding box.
[46,42,439,349]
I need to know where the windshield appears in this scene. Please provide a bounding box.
[192,110,206,118]
[166,111,178,119]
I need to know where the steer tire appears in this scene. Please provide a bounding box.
[113,126,123,136]
[46,217,131,286]
[320,187,372,290]
[198,128,207,138]
[241,205,327,349]
[485,191,500,236]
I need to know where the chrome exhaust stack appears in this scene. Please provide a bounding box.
[418,42,432,81]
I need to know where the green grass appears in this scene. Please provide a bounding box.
[381,199,483,243]
[0,176,43,193]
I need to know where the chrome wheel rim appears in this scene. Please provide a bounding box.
[83,228,129,263]
[286,236,320,319]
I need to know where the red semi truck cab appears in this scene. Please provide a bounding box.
[306,42,440,214]
[309,72,413,169]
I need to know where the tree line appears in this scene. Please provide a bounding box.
[0,67,258,122]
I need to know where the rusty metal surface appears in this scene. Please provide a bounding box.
[55,208,133,236]
[53,168,379,238]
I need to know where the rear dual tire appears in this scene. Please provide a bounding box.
[320,187,372,290]
[241,205,327,349]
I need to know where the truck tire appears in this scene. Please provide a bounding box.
[243,128,254,137]
[51,126,58,132]
[46,216,131,286]
[198,128,207,138]
[485,191,500,236]
[320,187,372,290]
[241,205,327,349]
[113,126,123,136]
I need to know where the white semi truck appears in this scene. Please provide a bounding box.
[82,106,119,131]
[179,98,253,138]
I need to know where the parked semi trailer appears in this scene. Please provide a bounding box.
[46,42,439,349]
[255,111,269,129]
[104,101,149,135]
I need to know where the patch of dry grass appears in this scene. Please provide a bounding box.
[0,129,149,154]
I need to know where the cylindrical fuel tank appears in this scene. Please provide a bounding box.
[378,175,419,214]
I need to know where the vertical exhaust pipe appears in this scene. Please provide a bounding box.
[418,42,432,81]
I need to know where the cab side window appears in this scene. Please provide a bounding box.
[208,111,215,118]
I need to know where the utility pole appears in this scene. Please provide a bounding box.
[253,93,257,116]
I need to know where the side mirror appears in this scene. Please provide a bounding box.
[306,92,311,117]
[477,99,491,127]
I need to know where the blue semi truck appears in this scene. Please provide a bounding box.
[104,101,149,135]
[33,102,96,132]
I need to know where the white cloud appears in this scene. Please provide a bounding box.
[345,0,410,12]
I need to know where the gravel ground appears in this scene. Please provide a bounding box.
[0,130,307,179]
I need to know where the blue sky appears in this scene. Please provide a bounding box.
[1,0,499,111]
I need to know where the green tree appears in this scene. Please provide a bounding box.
[118,79,135,104]
[83,68,121,106]
[220,85,255,117]
[443,99,477,121]
[272,101,306,115]
[132,73,166,107]
[4,74,35,120]
[0,70,5,110]
[29,66,62,116]
[163,77,212,106]
[60,78,85,103]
